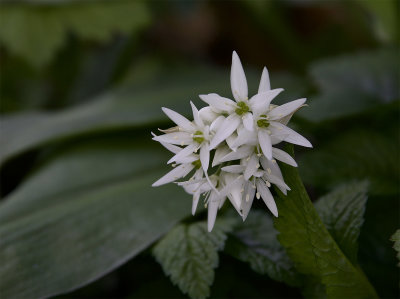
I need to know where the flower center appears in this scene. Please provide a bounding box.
[257,115,270,128]
[192,130,204,143]
[192,159,202,169]
[235,101,249,115]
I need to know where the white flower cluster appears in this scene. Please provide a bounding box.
[152,51,312,231]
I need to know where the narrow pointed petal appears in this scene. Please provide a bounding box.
[167,143,196,164]
[249,89,284,116]
[152,164,194,187]
[151,132,181,154]
[152,132,192,145]
[258,130,272,159]
[212,145,231,167]
[258,67,271,93]
[242,112,254,131]
[162,107,194,132]
[244,154,259,180]
[209,114,241,149]
[260,156,284,181]
[220,145,253,163]
[207,193,220,232]
[231,51,248,102]
[221,165,245,173]
[210,115,225,133]
[200,143,210,172]
[265,173,290,191]
[241,180,256,221]
[272,147,298,167]
[190,101,204,127]
[270,122,312,148]
[199,93,235,113]
[199,106,218,123]
[256,179,278,217]
[268,98,307,120]
[192,191,200,215]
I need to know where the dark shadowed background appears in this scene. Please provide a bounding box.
[0,0,399,298]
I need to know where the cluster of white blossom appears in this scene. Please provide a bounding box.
[152,51,312,231]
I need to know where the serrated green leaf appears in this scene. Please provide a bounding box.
[0,137,191,298]
[315,181,368,265]
[300,130,399,195]
[300,48,399,122]
[0,1,150,68]
[273,146,378,298]
[225,210,301,287]
[390,229,400,267]
[152,218,235,299]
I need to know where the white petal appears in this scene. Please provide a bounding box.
[242,112,254,131]
[268,98,306,120]
[177,154,198,164]
[226,132,238,151]
[270,122,312,148]
[265,173,290,191]
[200,143,210,172]
[272,147,298,167]
[190,101,204,128]
[162,107,194,132]
[260,156,284,181]
[256,179,278,217]
[151,132,181,154]
[167,143,196,164]
[192,191,200,215]
[258,130,272,159]
[199,93,235,113]
[241,180,256,221]
[209,114,241,149]
[221,165,245,173]
[212,145,231,167]
[152,164,194,187]
[210,115,225,133]
[244,154,259,180]
[231,51,248,102]
[231,126,257,148]
[249,89,284,117]
[152,132,192,145]
[207,192,220,232]
[219,145,253,163]
[199,106,218,123]
[258,67,271,93]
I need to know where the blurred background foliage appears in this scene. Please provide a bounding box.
[0,0,398,298]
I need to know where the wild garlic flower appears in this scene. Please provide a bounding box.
[152,51,312,231]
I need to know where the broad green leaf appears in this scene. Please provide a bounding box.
[315,181,368,265]
[300,48,399,122]
[273,146,378,298]
[0,1,150,68]
[225,210,300,287]
[0,67,230,165]
[0,68,305,166]
[390,230,400,266]
[0,137,192,298]
[152,218,236,299]
[299,130,399,195]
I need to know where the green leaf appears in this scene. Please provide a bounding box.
[152,218,236,299]
[299,130,399,195]
[273,146,378,298]
[390,230,400,267]
[0,67,230,166]
[225,210,301,287]
[315,181,368,265]
[0,67,304,166]
[300,48,399,122]
[0,137,192,298]
[0,1,150,68]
